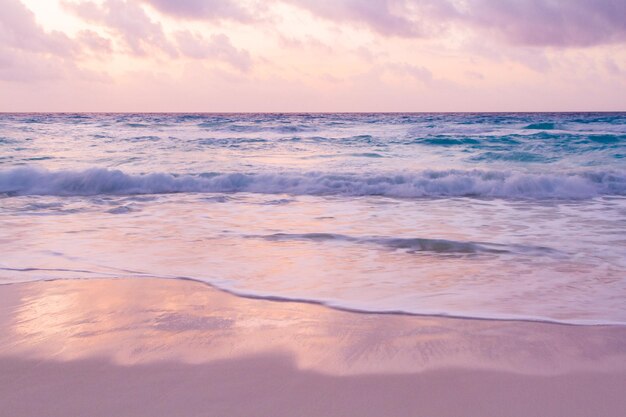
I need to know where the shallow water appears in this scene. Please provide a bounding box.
[1,113,625,324]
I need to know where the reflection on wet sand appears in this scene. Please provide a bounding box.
[2,278,626,417]
[2,278,626,375]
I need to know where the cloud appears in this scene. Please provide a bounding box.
[142,0,254,22]
[77,30,114,53]
[285,0,418,37]
[388,62,433,83]
[63,0,177,56]
[282,0,626,47]
[0,47,64,81]
[0,0,90,82]
[282,0,455,37]
[175,31,252,71]
[605,57,623,77]
[63,1,253,70]
[464,0,626,47]
[54,0,626,52]
[0,0,76,56]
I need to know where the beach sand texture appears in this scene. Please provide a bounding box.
[1,278,625,417]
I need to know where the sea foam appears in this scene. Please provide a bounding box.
[1,166,624,199]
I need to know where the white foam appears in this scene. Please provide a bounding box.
[1,166,624,199]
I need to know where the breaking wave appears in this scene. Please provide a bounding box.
[1,166,625,199]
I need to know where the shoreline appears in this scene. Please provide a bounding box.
[1,278,625,416]
[2,276,623,327]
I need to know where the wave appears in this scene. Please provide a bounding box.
[524,122,556,130]
[1,166,625,199]
[255,233,511,254]
[250,233,561,256]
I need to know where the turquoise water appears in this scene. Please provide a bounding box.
[1,113,625,324]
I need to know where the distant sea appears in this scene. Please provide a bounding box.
[1,113,625,324]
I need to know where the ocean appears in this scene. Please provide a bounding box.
[1,112,624,325]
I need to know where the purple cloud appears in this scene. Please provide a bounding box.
[142,0,254,22]
[0,0,95,82]
[175,32,252,71]
[63,1,254,69]
[63,0,177,56]
[285,0,418,37]
[1,0,76,56]
[465,0,626,47]
[77,30,114,53]
[283,0,626,47]
[283,0,457,37]
[389,63,433,83]
[0,47,63,81]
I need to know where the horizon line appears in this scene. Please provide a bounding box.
[1,111,625,115]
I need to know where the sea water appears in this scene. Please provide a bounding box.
[1,113,624,324]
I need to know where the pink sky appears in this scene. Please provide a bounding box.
[1,0,625,112]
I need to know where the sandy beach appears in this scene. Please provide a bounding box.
[0,278,624,417]
[3,0,625,415]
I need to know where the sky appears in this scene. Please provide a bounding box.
[1,0,625,112]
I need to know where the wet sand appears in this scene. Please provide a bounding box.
[1,278,625,417]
